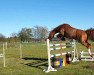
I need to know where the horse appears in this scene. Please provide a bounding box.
[85,29,94,42]
[48,24,92,57]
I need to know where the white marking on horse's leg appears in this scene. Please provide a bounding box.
[88,48,92,55]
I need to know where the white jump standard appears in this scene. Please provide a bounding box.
[72,40,79,62]
[43,39,57,72]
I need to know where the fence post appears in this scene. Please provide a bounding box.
[20,44,22,59]
[3,43,5,67]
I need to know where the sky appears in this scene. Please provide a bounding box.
[0,0,94,37]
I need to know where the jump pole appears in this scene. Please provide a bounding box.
[80,51,94,61]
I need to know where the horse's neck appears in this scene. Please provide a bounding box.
[51,29,57,37]
[64,26,76,33]
[64,27,77,38]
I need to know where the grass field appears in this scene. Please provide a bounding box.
[0,41,94,75]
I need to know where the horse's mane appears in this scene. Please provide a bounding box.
[52,24,71,32]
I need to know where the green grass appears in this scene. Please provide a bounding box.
[0,42,94,75]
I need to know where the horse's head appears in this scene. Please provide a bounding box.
[57,33,62,39]
[57,33,66,41]
[48,31,54,40]
[48,29,58,40]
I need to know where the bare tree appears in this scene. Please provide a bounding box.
[32,26,49,41]
[10,32,18,38]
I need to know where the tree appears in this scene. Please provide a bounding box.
[18,27,32,42]
[32,26,48,40]
[9,32,20,43]
[11,32,18,38]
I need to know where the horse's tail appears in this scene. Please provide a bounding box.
[85,29,94,41]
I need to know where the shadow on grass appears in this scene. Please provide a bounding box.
[22,57,48,70]
[83,64,94,70]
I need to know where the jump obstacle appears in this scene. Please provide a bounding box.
[80,51,94,61]
[44,39,79,73]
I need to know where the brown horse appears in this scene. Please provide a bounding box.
[86,29,94,42]
[48,24,92,56]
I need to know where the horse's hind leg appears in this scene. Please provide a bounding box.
[86,41,92,57]
[81,41,92,57]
